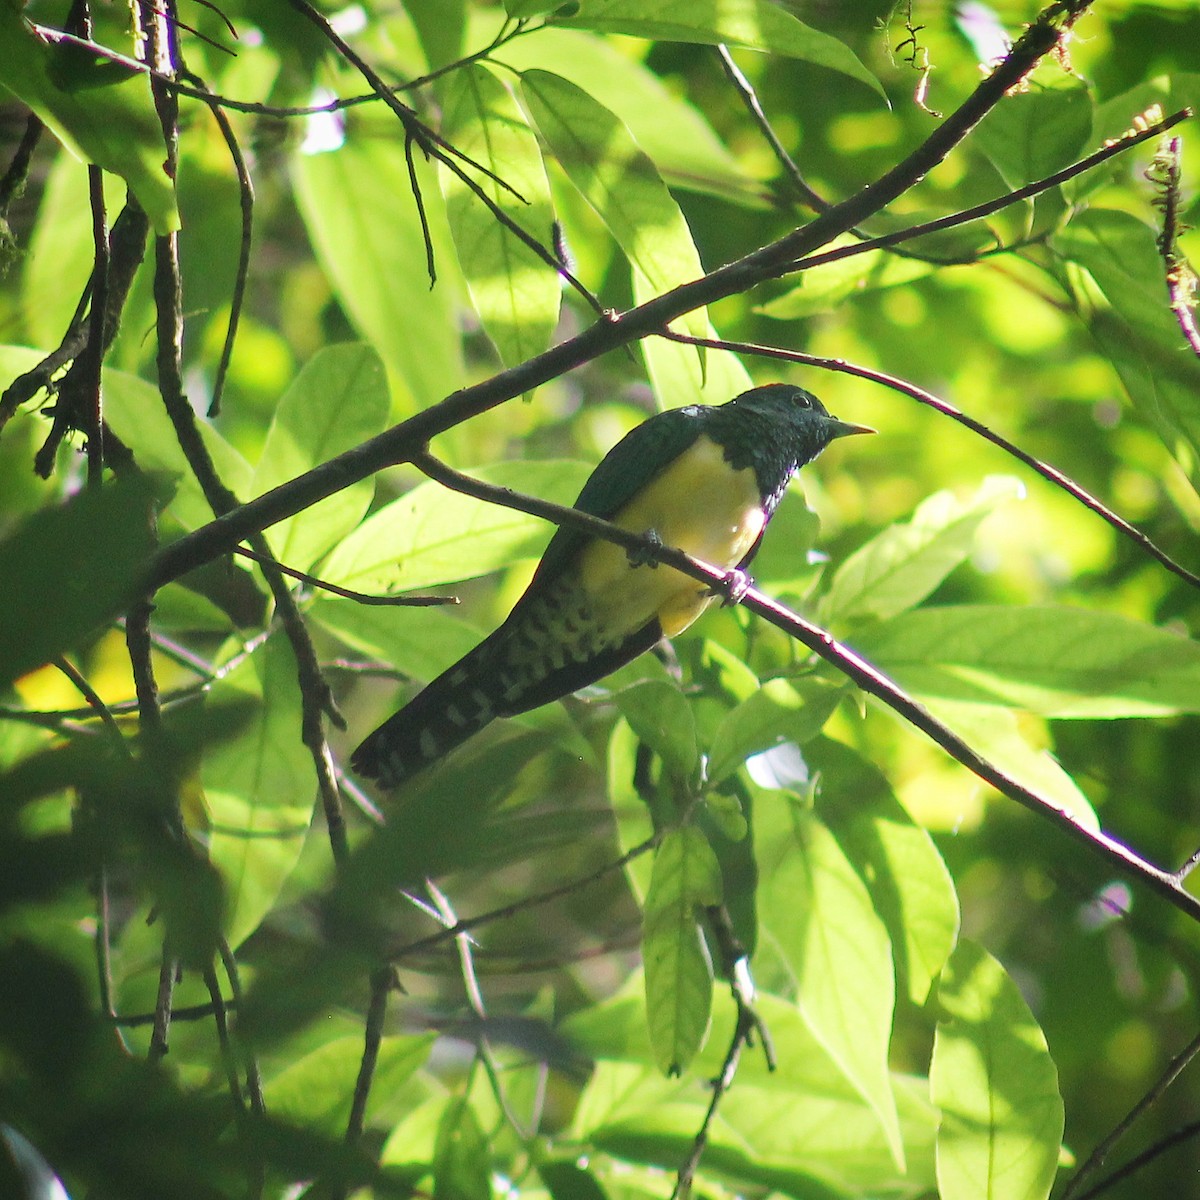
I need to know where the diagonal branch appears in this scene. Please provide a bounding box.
[148,0,1112,592]
[660,331,1200,593]
[398,454,1200,924]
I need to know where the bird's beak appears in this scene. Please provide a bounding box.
[828,418,876,439]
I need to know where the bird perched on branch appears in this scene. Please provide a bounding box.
[352,383,872,789]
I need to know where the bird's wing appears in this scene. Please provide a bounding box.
[529,405,706,589]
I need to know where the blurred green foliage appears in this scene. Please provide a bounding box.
[3,1,1200,1197]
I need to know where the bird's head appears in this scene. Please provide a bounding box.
[728,383,875,450]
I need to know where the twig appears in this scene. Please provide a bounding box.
[390,834,661,962]
[148,947,178,1061]
[0,112,43,215]
[84,166,108,487]
[344,966,396,1148]
[394,455,1200,924]
[714,46,826,212]
[670,988,763,1200]
[233,545,458,606]
[181,69,254,418]
[1071,1119,1200,1200]
[785,107,1194,276]
[1062,1025,1200,1199]
[1148,135,1200,357]
[658,331,1200,594]
[218,937,265,1114]
[147,0,1122,592]
[281,0,600,308]
[426,881,537,1139]
[203,961,245,1110]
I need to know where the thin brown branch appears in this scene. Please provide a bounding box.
[390,835,661,963]
[715,46,825,212]
[148,0,1113,593]
[180,69,254,418]
[394,455,1200,924]
[670,995,761,1200]
[1063,1025,1200,1199]
[344,966,396,1148]
[786,107,1193,276]
[218,937,265,1114]
[659,331,1200,594]
[1149,134,1200,357]
[233,545,458,607]
[1072,1119,1200,1200]
[84,166,108,488]
[0,112,43,215]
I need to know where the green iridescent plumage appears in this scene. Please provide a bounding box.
[352,384,870,788]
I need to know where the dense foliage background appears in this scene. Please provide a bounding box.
[3,0,1200,1197]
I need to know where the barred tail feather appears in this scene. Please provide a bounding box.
[350,640,504,789]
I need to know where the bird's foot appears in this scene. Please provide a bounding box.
[626,529,663,569]
[710,567,753,607]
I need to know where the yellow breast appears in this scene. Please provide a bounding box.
[575,435,766,639]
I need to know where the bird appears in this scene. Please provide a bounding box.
[351,383,872,788]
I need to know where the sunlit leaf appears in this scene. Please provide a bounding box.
[520,70,710,351]
[556,0,883,97]
[707,677,842,786]
[322,459,592,593]
[293,115,466,414]
[642,826,720,1074]
[808,737,960,1006]
[203,636,314,950]
[439,65,560,370]
[859,604,1200,719]
[252,343,389,570]
[932,940,1064,1200]
[823,476,1023,625]
[753,795,904,1168]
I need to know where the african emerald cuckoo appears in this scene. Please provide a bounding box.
[352,383,871,788]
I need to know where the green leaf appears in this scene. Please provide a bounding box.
[608,717,657,905]
[293,118,466,414]
[808,738,960,1006]
[321,459,593,593]
[614,679,699,782]
[0,10,178,233]
[707,678,843,786]
[974,74,1092,191]
[252,344,389,570]
[753,796,904,1168]
[822,477,1024,625]
[567,984,937,1197]
[932,940,1064,1200]
[520,70,709,347]
[556,0,882,97]
[539,1160,611,1200]
[0,477,155,689]
[405,0,465,69]
[1052,208,1200,468]
[438,65,560,370]
[492,24,765,206]
[434,1096,492,1200]
[102,363,254,531]
[918,699,1099,831]
[309,599,486,683]
[642,826,721,1074]
[265,1034,433,1131]
[203,636,315,950]
[858,604,1200,718]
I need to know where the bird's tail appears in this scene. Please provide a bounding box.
[350,639,504,790]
